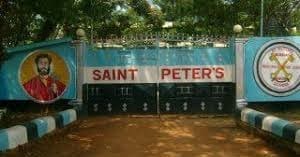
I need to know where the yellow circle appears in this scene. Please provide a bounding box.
[19,50,70,103]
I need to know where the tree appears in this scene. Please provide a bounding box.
[1,0,300,57]
[156,0,300,36]
[231,0,300,36]
[0,0,78,47]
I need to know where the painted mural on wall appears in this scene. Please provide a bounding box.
[19,50,70,103]
[254,41,300,96]
[245,37,300,102]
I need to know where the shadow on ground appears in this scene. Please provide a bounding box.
[0,116,297,157]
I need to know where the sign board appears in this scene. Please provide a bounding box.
[84,48,234,84]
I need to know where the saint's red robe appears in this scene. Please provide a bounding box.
[23,76,66,101]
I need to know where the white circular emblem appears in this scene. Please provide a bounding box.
[254,40,300,96]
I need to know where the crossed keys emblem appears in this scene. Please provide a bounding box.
[269,53,295,82]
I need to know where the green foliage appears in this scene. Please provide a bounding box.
[232,0,300,36]
[0,0,299,55]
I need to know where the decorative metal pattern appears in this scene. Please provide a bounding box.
[218,102,223,111]
[165,102,171,111]
[122,103,127,112]
[201,102,206,111]
[93,103,98,112]
[143,102,148,111]
[183,102,188,111]
[107,103,112,112]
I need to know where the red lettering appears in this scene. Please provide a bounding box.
[172,68,181,79]
[161,69,171,79]
[216,67,224,79]
[202,68,212,79]
[92,70,101,80]
[117,69,127,80]
[102,70,111,80]
[112,69,116,80]
[192,68,201,79]
[128,69,138,80]
[182,68,191,79]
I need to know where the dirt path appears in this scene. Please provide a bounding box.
[1,116,297,157]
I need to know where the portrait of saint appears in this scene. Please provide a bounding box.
[19,51,70,103]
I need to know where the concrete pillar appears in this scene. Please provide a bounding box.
[69,40,86,115]
[235,38,248,109]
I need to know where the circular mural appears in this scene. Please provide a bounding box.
[254,40,300,96]
[19,50,70,104]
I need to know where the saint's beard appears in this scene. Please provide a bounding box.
[37,67,50,76]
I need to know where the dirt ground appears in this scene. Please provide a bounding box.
[1,116,297,157]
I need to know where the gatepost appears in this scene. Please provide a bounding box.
[69,39,87,116]
[235,38,248,109]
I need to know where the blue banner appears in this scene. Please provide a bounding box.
[85,47,234,67]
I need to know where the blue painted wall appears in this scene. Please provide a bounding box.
[244,37,300,102]
[0,39,234,101]
[0,38,76,100]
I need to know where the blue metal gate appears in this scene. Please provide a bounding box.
[84,46,235,115]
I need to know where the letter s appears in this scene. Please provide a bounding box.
[216,67,224,79]
[93,70,101,80]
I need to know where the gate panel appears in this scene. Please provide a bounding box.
[158,47,234,114]
[84,48,158,115]
[86,84,157,115]
[159,83,234,114]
